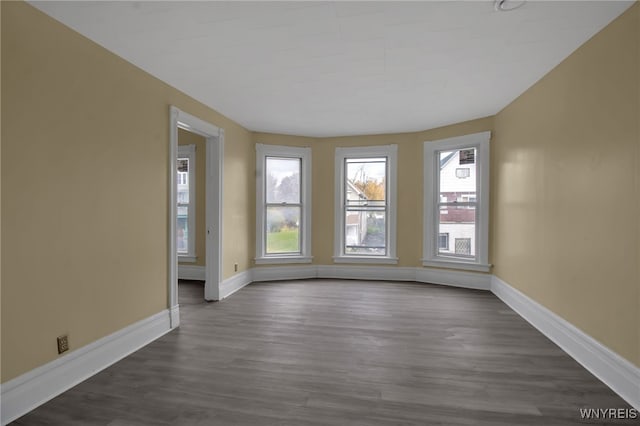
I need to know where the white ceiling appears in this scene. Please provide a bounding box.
[30,1,634,137]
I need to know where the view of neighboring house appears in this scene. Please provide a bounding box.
[343,156,388,256]
[438,149,477,257]
[345,180,370,249]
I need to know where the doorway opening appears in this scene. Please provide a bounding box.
[169,106,224,328]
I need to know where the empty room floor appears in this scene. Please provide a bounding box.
[11,279,635,425]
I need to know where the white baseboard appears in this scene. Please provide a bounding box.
[219,270,253,300]
[178,264,205,281]
[250,264,491,291]
[0,309,173,425]
[253,265,317,282]
[491,275,640,411]
[416,267,491,290]
[170,304,180,328]
[316,265,416,282]
[199,265,491,302]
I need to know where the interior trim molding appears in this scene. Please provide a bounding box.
[491,275,640,411]
[178,264,205,281]
[198,265,491,301]
[170,304,180,329]
[415,267,491,290]
[219,270,253,300]
[247,264,492,290]
[253,265,317,282]
[317,264,413,280]
[0,309,173,426]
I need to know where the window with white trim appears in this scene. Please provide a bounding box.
[423,132,490,272]
[334,145,397,264]
[256,144,312,264]
[177,144,196,262]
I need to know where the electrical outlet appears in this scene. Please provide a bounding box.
[234,263,238,272]
[57,335,69,354]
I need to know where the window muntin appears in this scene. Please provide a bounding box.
[335,145,397,263]
[423,132,490,272]
[256,144,311,263]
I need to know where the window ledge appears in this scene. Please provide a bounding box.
[333,256,399,265]
[178,256,197,263]
[255,256,313,265]
[422,258,492,273]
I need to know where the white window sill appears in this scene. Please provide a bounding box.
[333,256,399,265]
[178,256,197,263]
[255,256,313,265]
[422,258,492,273]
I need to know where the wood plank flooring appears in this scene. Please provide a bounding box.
[12,279,636,425]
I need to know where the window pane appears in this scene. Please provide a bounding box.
[345,211,386,255]
[266,157,300,204]
[438,233,449,250]
[439,149,476,202]
[438,205,475,258]
[177,206,189,254]
[346,158,386,205]
[266,206,300,254]
[177,158,189,203]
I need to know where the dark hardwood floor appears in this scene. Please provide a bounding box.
[12,279,636,425]
[177,279,206,306]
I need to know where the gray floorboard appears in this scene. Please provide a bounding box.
[12,279,636,425]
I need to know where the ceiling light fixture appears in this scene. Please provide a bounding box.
[494,0,526,12]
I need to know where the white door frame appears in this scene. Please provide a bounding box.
[169,106,224,327]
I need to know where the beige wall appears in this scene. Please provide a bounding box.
[637,3,640,371]
[0,0,3,380]
[253,116,494,267]
[223,123,254,279]
[492,4,639,367]
[1,2,252,382]
[178,129,206,267]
